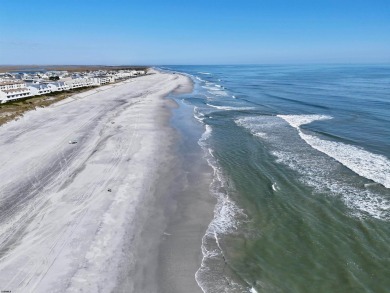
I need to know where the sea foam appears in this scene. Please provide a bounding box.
[235,115,390,220]
[206,103,255,111]
[278,115,390,189]
[195,119,249,292]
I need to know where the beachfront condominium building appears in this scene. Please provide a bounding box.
[0,70,144,103]
[91,76,115,86]
[0,80,31,103]
[64,77,94,89]
[46,81,70,92]
[27,84,52,96]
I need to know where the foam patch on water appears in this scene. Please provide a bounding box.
[202,85,219,91]
[206,103,255,111]
[194,117,250,292]
[199,72,212,75]
[202,125,213,142]
[194,107,205,123]
[235,115,390,220]
[236,117,281,141]
[272,149,390,220]
[278,115,390,189]
[254,132,268,139]
[201,84,229,97]
[196,76,206,82]
[278,114,332,128]
[209,90,229,97]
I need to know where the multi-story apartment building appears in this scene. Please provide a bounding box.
[91,76,115,86]
[27,84,52,96]
[64,77,94,89]
[0,80,31,103]
[46,81,70,92]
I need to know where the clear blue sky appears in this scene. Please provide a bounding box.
[1,0,389,65]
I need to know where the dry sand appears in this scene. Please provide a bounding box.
[0,70,212,292]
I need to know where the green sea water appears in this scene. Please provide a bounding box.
[167,65,390,293]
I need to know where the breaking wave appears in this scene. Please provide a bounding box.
[278,115,390,189]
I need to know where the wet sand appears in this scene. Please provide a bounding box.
[156,97,215,293]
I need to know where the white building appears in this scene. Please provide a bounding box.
[0,80,31,103]
[64,77,94,89]
[0,80,26,91]
[27,84,51,96]
[91,76,115,86]
[132,70,146,76]
[47,81,70,92]
[0,69,147,103]
[113,71,133,80]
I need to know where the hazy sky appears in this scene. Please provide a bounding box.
[1,0,389,65]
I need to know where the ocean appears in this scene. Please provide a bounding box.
[164,65,390,293]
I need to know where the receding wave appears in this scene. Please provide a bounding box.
[278,115,390,189]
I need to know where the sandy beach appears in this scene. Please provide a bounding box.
[0,70,213,293]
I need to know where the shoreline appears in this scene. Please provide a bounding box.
[0,69,213,292]
[156,93,215,293]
